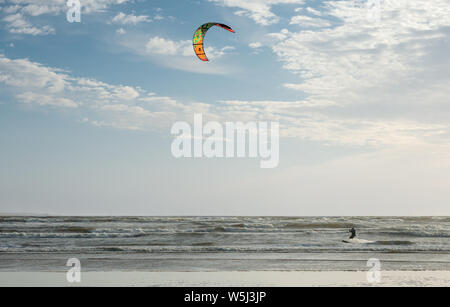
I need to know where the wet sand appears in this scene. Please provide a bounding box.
[1,271,449,287]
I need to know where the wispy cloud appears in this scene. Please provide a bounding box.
[208,0,305,25]
[1,52,448,147]
[255,0,450,145]
[111,12,151,25]
[0,0,131,35]
[289,15,331,27]
[0,54,179,130]
[3,13,54,35]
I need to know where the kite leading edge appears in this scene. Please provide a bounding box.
[193,23,235,62]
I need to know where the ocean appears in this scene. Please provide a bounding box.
[0,216,449,272]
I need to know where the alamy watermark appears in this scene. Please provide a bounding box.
[67,0,81,23]
[66,258,81,283]
[367,258,382,284]
[171,114,280,169]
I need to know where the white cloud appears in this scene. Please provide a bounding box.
[249,42,262,49]
[256,0,450,145]
[111,12,151,25]
[145,36,191,56]
[20,4,63,16]
[1,47,449,147]
[82,0,131,13]
[267,28,290,40]
[289,15,331,27]
[17,92,78,108]
[306,7,322,16]
[100,104,152,117]
[116,28,126,34]
[0,0,131,35]
[2,13,55,35]
[215,100,448,146]
[2,0,131,15]
[0,54,67,92]
[276,1,450,96]
[209,0,305,25]
[0,54,178,130]
[139,95,178,106]
[111,85,140,100]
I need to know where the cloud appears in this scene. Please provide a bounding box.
[214,100,448,146]
[145,36,192,56]
[249,42,263,54]
[0,0,131,35]
[2,13,55,35]
[305,7,322,16]
[20,4,64,16]
[208,0,305,25]
[277,1,450,97]
[1,48,449,147]
[289,15,331,27]
[0,53,67,92]
[116,28,126,34]
[249,42,262,49]
[267,28,290,40]
[82,0,131,13]
[111,12,151,25]
[0,54,179,130]
[255,0,450,145]
[17,92,78,108]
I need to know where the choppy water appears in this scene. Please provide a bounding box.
[0,216,449,272]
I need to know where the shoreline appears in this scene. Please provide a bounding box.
[1,271,449,287]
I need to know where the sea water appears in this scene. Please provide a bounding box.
[0,216,449,272]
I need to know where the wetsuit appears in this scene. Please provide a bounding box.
[349,228,356,239]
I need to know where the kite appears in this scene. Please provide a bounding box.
[193,23,235,62]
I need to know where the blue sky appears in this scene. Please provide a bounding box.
[1,0,450,215]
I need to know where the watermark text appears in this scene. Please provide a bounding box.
[367,258,382,284]
[66,258,81,283]
[171,114,279,169]
[67,0,81,23]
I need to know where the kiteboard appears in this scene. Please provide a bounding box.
[342,238,374,244]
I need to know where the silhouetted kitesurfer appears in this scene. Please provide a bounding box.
[349,227,356,239]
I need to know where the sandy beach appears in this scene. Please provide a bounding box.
[1,271,449,287]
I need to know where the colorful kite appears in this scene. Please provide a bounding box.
[193,23,235,62]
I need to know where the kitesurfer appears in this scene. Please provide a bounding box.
[349,227,356,239]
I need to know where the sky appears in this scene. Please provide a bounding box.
[0,0,450,215]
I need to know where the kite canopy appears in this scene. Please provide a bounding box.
[193,23,235,62]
